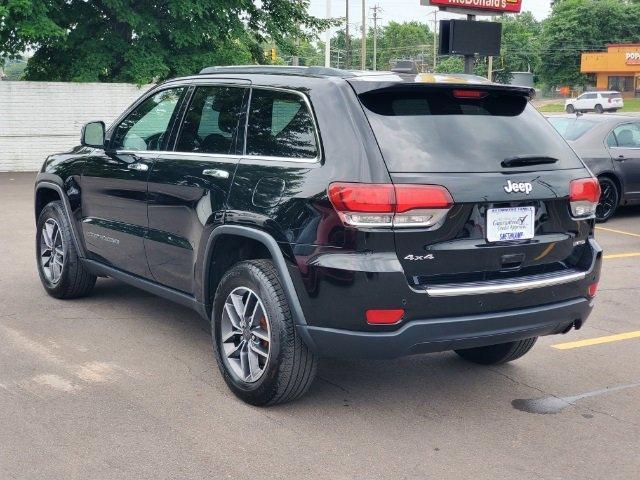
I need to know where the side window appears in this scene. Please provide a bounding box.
[246,89,319,159]
[175,86,248,155]
[612,123,640,148]
[606,131,618,148]
[111,88,184,151]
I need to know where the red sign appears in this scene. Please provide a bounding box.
[427,0,523,13]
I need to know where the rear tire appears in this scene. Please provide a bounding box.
[212,259,318,406]
[455,337,537,365]
[565,105,575,114]
[595,104,604,114]
[595,177,619,223]
[36,201,96,299]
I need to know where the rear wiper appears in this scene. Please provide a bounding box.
[502,155,559,168]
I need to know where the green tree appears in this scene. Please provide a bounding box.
[0,0,329,83]
[374,21,434,71]
[540,0,640,87]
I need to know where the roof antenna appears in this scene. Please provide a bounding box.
[576,111,583,118]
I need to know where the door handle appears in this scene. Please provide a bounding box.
[202,168,230,179]
[616,154,626,162]
[127,162,149,171]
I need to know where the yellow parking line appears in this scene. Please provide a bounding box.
[596,226,640,238]
[552,331,640,350]
[604,252,640,260]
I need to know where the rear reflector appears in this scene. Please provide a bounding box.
[366,309,405,325]
[588,282,599,298]
[569,178,600,217]
[452,89,489,99]
[328,183,453,228]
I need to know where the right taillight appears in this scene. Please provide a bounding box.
[328,182,453,228]
[569,178,600,218]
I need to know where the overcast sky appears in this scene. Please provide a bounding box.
[309,0,552,28]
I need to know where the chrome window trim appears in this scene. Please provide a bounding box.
[113,149,320,164]
[605,121,640,150]
[139,84,322,164]
[414,269,587,297]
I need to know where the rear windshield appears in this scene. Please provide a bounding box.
[359,89,584,173]
[548,117,598,141]
[603,93,622,99]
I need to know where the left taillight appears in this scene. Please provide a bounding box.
[328,182,453,228]
[569,178,600,218]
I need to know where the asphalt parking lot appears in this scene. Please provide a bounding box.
[1,172,639,479]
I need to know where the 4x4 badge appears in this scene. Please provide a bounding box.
[504,180,533,195]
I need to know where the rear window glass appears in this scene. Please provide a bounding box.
[359,89,583,173]
[603,93,622,99]
[548,117,598,141]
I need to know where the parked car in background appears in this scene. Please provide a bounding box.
[565,91,624,114]
[548,114,640,221]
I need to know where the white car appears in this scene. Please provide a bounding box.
[565,91,624,114]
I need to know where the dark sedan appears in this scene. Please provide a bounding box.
[548,114,640,221]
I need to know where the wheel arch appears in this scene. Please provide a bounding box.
[35,181,86,258]
[201,225,309,331]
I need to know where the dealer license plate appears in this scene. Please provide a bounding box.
[486,207,535,242]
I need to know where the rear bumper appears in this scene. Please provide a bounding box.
[298,297,593,359]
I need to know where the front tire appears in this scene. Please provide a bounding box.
[212,259,317,406]
[596,177,619,223]
[36,201,96,299]
[455,338,537,365]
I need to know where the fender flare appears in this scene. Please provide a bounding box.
[202,225,309,330]
[35,179,87,259]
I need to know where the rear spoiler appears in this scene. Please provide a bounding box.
[348,79,536,100]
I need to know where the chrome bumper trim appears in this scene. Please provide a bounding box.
[422,269,587,297]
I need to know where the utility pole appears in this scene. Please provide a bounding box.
[325,0,331,67]
[370,4,381,71]
[361,0,366,70]
[464,14,475,74]
[430,10,438,72]
[345,0,350,69]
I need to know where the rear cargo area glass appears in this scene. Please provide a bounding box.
[359,89,584,173]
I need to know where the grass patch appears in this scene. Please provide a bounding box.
[537,98,640,113]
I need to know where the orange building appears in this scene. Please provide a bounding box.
[581,44,640,97]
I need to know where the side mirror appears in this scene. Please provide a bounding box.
[81,121,105,148]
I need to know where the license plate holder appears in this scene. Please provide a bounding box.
[486,206,535,243]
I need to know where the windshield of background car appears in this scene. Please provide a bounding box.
[358,88,584,173]
[548,117,599,141]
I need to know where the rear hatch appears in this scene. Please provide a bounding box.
[353,83,596,298]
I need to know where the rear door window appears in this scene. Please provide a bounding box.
[175,86,248,155]
[246,89,318,160]
[358,89,583,173]
[611,123,640,148]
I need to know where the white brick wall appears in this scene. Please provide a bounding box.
[0,81,153,171]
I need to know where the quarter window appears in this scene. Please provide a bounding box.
[111,88,184,151]
[246,89,318,159]
[176,86,248,155]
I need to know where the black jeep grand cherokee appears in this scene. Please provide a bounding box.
[35,66,602,405]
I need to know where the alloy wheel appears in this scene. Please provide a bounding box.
[40,218,65,284]
[596,179,618,221]
[220,287,271,383]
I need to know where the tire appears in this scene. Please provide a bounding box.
[595,177,619,223]
[212,259,318,406]
[454,337,537,365]
[565,104,575,114]
[595,104,604,114]
[36,201,96,299]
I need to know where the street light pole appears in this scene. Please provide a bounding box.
[361,0,366,70]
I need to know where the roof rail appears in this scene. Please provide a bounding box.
[198,65,354,78]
